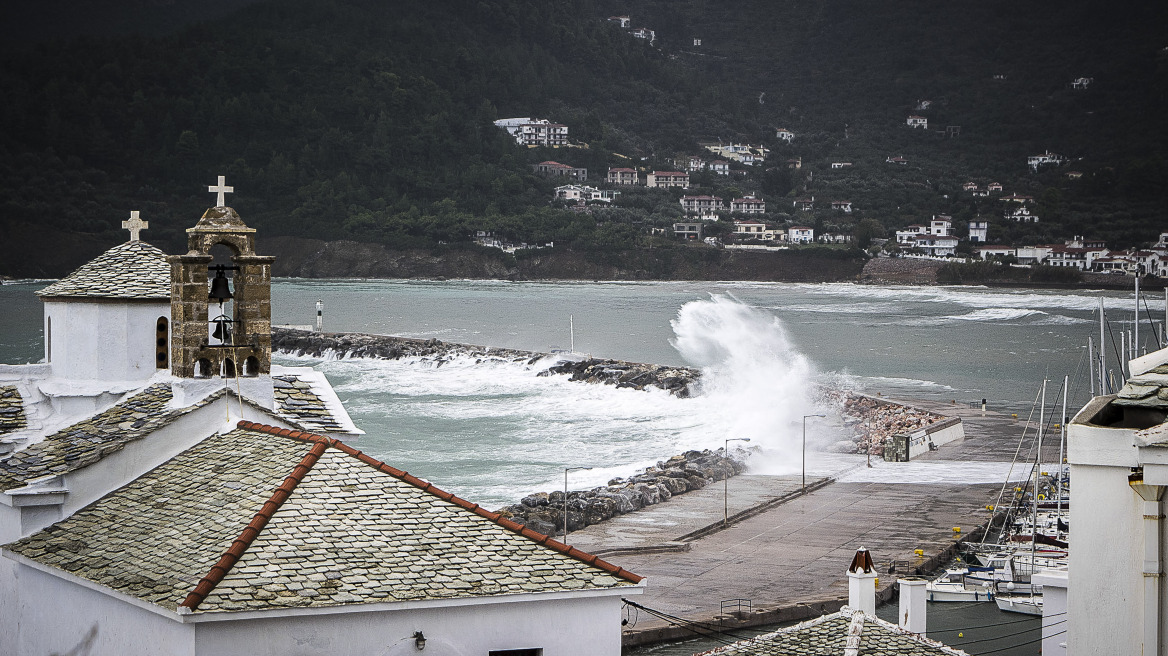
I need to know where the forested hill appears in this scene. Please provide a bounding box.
[1,0,1165,278]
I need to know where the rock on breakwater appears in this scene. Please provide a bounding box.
[831,391,948,456]
[271,327,700,396]
[493,447,750,537]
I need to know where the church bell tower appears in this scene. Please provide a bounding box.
[169,176,275,379]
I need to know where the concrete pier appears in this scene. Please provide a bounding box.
[563,401,1060,647]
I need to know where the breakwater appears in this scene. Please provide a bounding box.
[270,327,700,396]
[494,447,750,537]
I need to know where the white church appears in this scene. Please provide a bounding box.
[0,179,643,656]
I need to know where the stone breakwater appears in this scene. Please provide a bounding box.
[493,448,750,537]
[270,327,699,396]
[832,391,947,456]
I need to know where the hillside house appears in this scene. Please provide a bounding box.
[630,27,655,41]
[775,128,794,142]
[1000,193,1033,203]
[685,155,705,172]
[1066,170,1083,179]
[930,215,953,236]
[972,188,990,197]
[730,195,765,214]
[693,37,701,46]
[794,197,814,212]
[962,182,979,191]
[532,161,587,180]
[645,171,689,189]
[831,200,853,213]
[1028,151,1066,171]
[789,226,815,243]
[1015,245,1053,265]
[787,157,802,169]
[673,222,703,240]
[708,159,730,175]
[946,125,962,137]
[733,219,767,237]
[911,234,959,257]
[820,233,851,244]
[1070,77,1093,89]
[896,225,928,244]
[976,245,1016,260]
[607,16,630,28]
[907,115,928,129]
[831,162,853,169]
[704,143,769,165]
[987,182,1003,192]
[1005,206,1039,223]
[555,185,617,203]
[916,99,933,110]
[680,195,724,214]
[494,118,569,147]
[969,220,989,243]
[886,156,908,165]
[1046,246,1093,269]
[606,168,639,185]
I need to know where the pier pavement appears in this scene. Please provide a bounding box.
[564,402,1054,647]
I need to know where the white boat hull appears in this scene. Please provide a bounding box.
[926,585,994,603]
[995,594,1043,615]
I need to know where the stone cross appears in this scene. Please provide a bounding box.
[122,211,148,241]
[208,175,233,207]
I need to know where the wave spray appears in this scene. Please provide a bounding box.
[671,294,825,473]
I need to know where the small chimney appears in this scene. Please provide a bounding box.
[847,547,877,614]
[898,576,927,635]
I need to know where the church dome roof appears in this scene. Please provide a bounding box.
[37,240,171,300]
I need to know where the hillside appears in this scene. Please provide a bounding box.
[1,0,1165,278]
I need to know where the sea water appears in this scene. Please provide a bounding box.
[0,279,1140,507]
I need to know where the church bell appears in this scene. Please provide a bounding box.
[209,266,233,303]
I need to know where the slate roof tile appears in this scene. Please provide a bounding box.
[0,386,28,436]
[0,384,216,492]
[36,241,171,300]
[272,375,344,432]
[6,422,640,614]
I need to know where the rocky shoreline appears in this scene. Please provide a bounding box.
[270,327,700,396]
[831,390,948,457]
[493,446,751,537]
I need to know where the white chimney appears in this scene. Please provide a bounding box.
[847,547,877,615]
[898,576,927,635]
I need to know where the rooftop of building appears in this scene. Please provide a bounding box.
[36,240,171,301]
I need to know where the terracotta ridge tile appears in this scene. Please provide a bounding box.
[180,438,329,611]
[325,434,644,585]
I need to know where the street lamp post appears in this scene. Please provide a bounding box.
[724,437,751,527]
[564,466,593,542]
[803,414,825,492]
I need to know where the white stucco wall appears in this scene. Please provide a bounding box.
[192,591,632,656]
[7,562,195,656]
[44,300,170,381]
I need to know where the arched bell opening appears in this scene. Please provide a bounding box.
[243,355,260,377]
[195,358,213,378]
[222,358,236,379]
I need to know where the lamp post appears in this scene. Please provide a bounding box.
[564,466,592,542]
[803,414,825,492]
[724,438,751,527]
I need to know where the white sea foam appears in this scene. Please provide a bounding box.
[942,308,1046,322]
[801,283,1111,312]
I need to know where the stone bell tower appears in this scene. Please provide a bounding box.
[169,177,275,379]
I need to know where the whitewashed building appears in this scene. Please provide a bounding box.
[789,226,815,244]
[906,115,928,129]
[968,220,988,243]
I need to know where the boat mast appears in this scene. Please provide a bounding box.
[1058,375,1067,537]
[1088,337,1095,396]
[1135,276,1140,359]
[1099,297,1107,394]
[1033,379,1046,573]
[570,315,575,354]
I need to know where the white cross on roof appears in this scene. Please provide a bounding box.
[208,175,234,207]
[122,211,148,241]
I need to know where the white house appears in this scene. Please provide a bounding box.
[1028,151,1065,171]
[886,156,908,165]
[896,225,928,245]
[680,195,724,214]
[975,245,1015,260]
[555,184,617,203]
[1005,206,1039,223]
[733,219,767,237]
[793,197,814,212]
[830,162,853,169]
[775,128,794,142]
[831,200,853,213]
[789,226,814,243]
[606,167,639,185]
[730,195,765,214]
[645,171,689,189]
[1064,347,1168,656]
[906,115,928,129]
[707,159,730,175]
[494,118,569,147]
[968,220,988,243]
[1014,245,1053,265]
[911,235,959,257]
[930,215,952,236]
[0,185,643,656]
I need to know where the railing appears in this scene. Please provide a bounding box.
[720,598,752,625]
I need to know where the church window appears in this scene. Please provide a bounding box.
[156,317,169,369]
[195,358,212,378]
